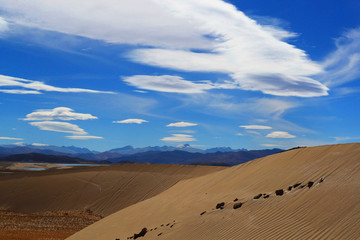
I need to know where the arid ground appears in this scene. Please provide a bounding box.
[0,164,225,239]
[1,143,360,240]
[68,143,360,240]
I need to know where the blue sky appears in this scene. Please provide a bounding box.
[0,0,359,151]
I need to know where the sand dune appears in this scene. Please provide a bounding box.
[0,164,225,217]
[68,143,360,240]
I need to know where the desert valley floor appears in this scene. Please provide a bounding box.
[1,143,360,240]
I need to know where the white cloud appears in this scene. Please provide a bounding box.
[0,137,23,140]
[0,16,9,34]
[178,94,298,119]
[0,74,114,94]
[29,121,87,135]
[246,130,261,135]
[167,121,198,127]
[31,143,49,146]
[261,144,283,148]
[0,89,42,94]
[332,136,360,142]
[172,130,196,134]
[123,75,216,94]
[0,0,212,49]
[128,0,328,97]
[266,131,295,138]
[0,0,328,97]
[240,125,272,130]
[236,133,243,136]
[66,135,104,140]
[12,142,25,146]
[23,107,98,121]
[113,119,148,124]
[161,134,196,142]
[133,90,148,93]
[321,28,360,87]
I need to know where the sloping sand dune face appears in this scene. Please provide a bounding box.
[68,143,360,240]
[0,164,225,216]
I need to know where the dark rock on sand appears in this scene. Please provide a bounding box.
[233,202,243,209]
[216,202,225,209]
[275,189,284,196]
[134,228,147,239]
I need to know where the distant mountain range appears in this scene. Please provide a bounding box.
[0,144,283,166]
[108,144,247,155]
[0,144,249,160]
[110,149,283,166]
[0,153,110,164]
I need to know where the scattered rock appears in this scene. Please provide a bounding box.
[216,202,225,209]
[200,211,206,216]
[263,194,270,199]
[300,185,305,189]
[133,228,147,239]
[253,194,263,199]
[161,224,164,227]
[233,202,242,209]
[170,224,174,228]
[288,186,293,191]
[275,189,284,196]
[233,198,239,202]
[307,181,314,188]
[293,183,301,188]
[319,178,324,183]
[158,233,162,236]
[154,227,157,230]
[166,223,170,226]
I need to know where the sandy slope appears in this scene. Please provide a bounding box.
[68,143,360,240]
[0,164,225,217]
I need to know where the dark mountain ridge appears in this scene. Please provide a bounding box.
[109,148,283,166]
[0,153,110,164]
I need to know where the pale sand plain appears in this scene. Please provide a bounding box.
[0,164,225,239]
[67,143,360,240]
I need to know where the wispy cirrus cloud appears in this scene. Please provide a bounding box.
[161,134,196,142]
[128,0,328,97]
[0,16,9,34]
[240,125,272,130]
[246,130,261,135]
[29,121,87,135]
[0,74,114,94]
[0,0,212,49]
[178,94,298,119]
[123,75,216,94]
[266,131,295,138]
[66,135,103,140]
[23,107,98,121]
[261,143,283,147]
[0,0,328,97]
[31,143,49,146]
[0,136,23,140]
[113,119,148,124]
[332,136,360,142]
[167,122,198,127]
[172,130,196,134]
[321,28,360,87]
